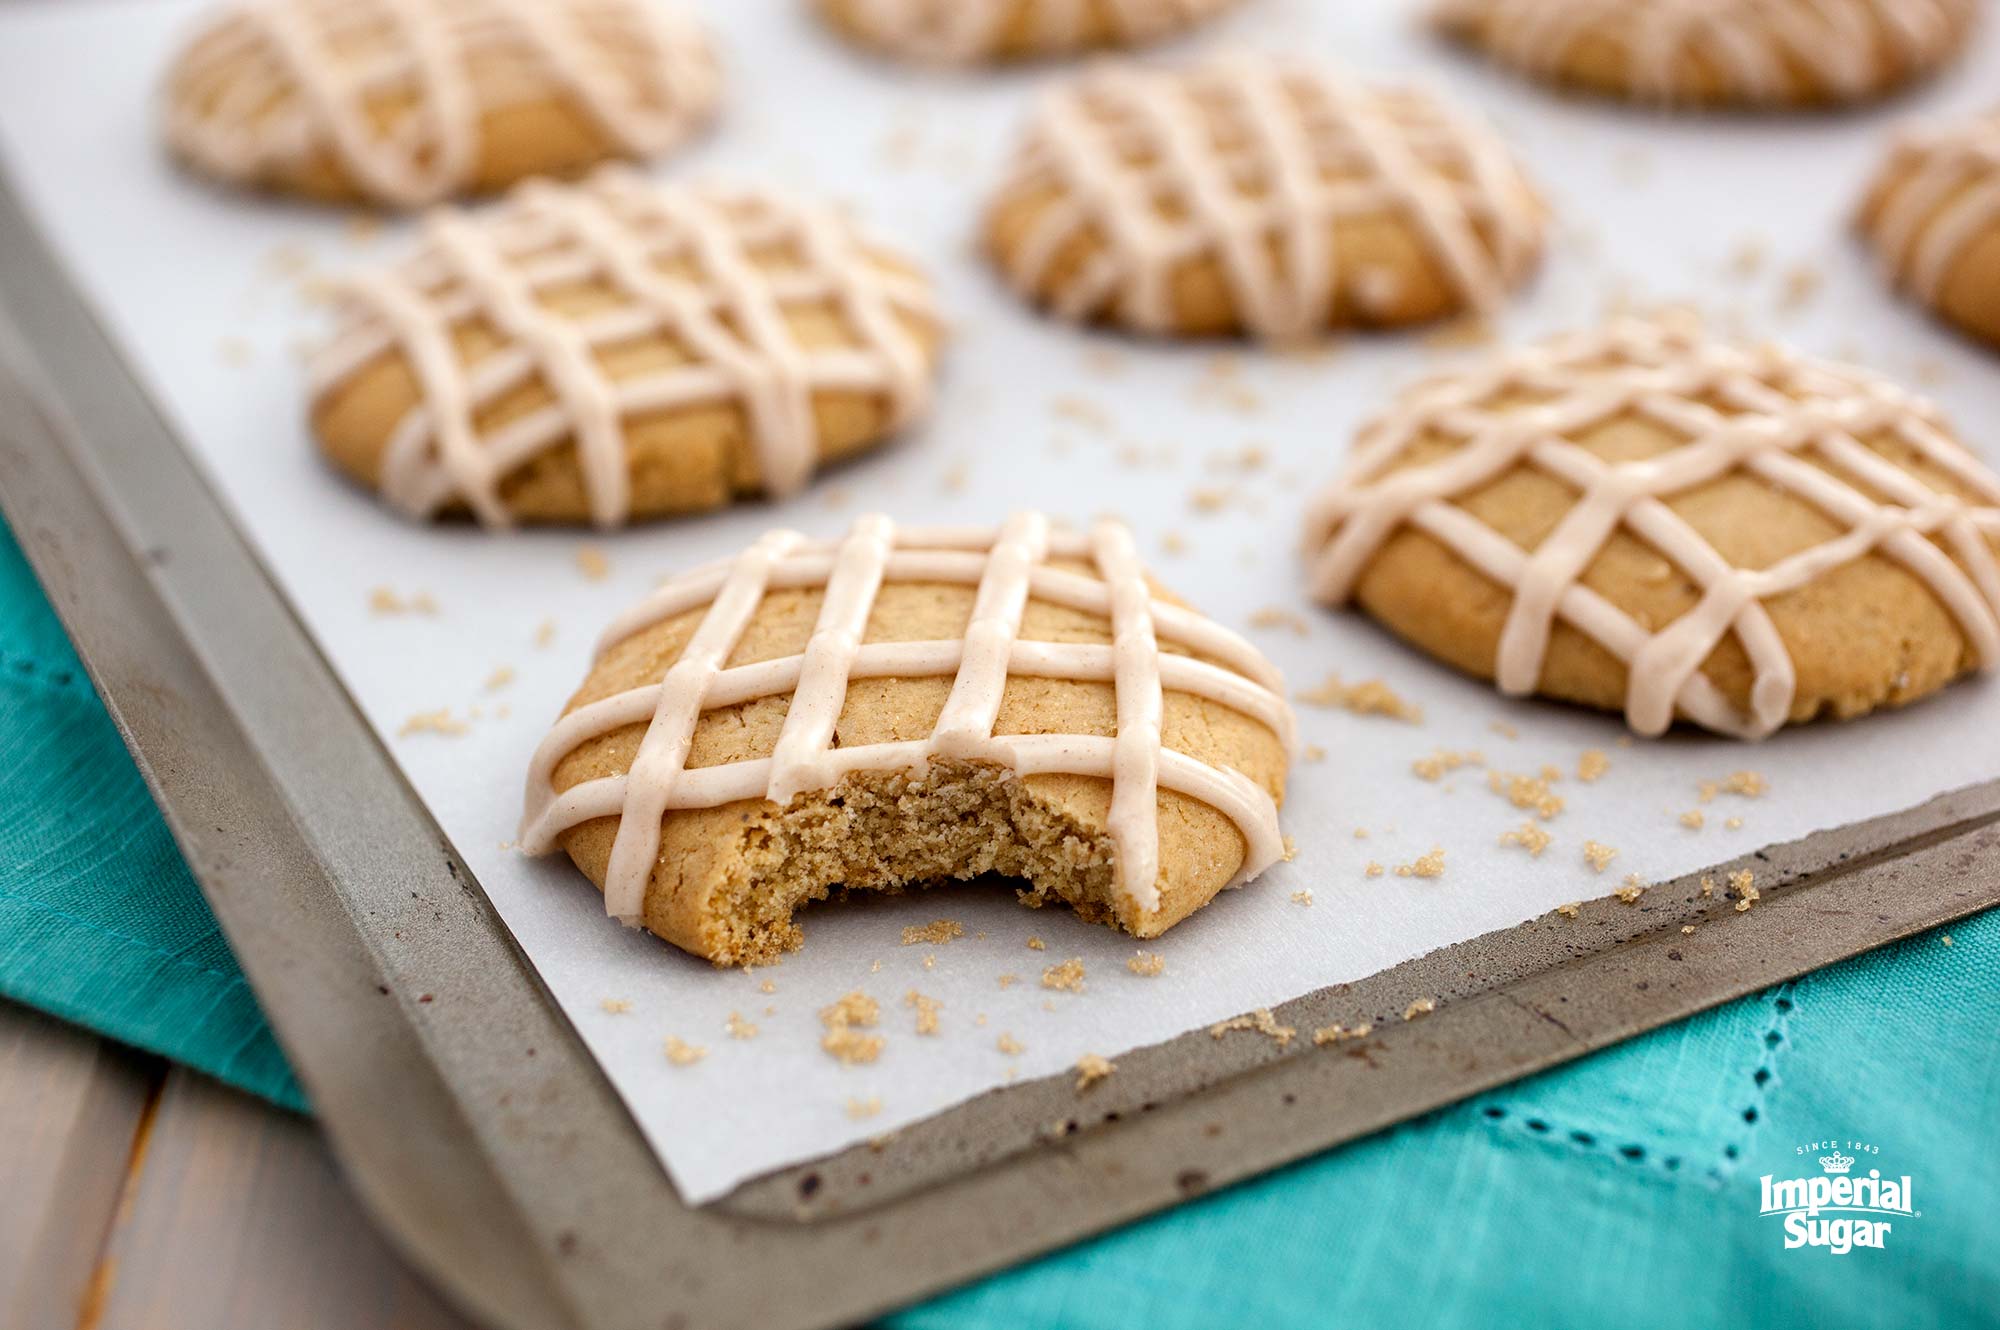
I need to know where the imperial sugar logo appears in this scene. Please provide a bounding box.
[1759,1141,1920,1254]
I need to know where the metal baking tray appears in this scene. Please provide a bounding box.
[4,160,1997,1330]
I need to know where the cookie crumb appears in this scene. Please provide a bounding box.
[820,991,885,1065]
[1074,1052,1116,1091]
[399,708,468,738]
[1699,770,1768,802]
[1555,902,1580,919]
[1726,816,1745,830]
[1299,674,1423,722]
[901,919,964,947]
[725,1011,759,1040]
[1730,869,1759,912]
[1210,1008,1296,1048]
[1681,924,1698,935]
[1941,933,1954,947]
[1126,951,1166,977]
[1499,821,1552,857]
[997,973,1019,990]
[1364,861,1385,878]
[1615,874,1646,905]
[1582,840,1618,873]
[845,1096,883,1120]
[1413,748,1484,781]
[599,998,632,1015]
[1699,875,1718,899]
[1403,998,1437,1021]
[533,618,557,648]
[1304,744,1327,763]
[1312,1022,1372,1045]
[1041,958,1087,992]
[1680,809,1705,830]
[759,979,776,995]
[1490,770,1564,819]
[1394,848,1447,879]
[1249,606,1309,636]
[1290,889,1314,906]
[663,1037,706,1066]
[904,990,942,1035]
[1489,720,1520,739]
[1026,936,1046,951]
[996,1032,1025,1055]
[1576,749,1610,782]
[575,545,611,581]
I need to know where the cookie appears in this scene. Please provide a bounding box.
[814,0,1242,65]
[310,170,944,528]
[161,0,719,208]
[1858,110,2000,349]
[1432,0,1975,109]
[519,513,1295,964]
[983,55,1545,342]
[1301,316,2000,739]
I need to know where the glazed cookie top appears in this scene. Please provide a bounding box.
[1432,0,1976,107]
[1302,317,2000,740]
[520,512,1296,926]
[162,0,720,207]
[815,0,1244,65]
[1859,110,2000,335]
[984,55,1544,341]
[309,170,943,529]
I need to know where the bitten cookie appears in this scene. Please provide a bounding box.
[1301,316,2000,740]
[519,513,1295,964]
[814,0,1243,65]
[983,55,1545,342]
[1432,0,1975,109]
[309,170,944,528]
[1858,110,2000,350]
[161,0,719,207]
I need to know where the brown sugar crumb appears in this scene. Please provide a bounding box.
[1074,1053,1116,1092]
[399,708,468,738]
[1210,1008,1297,1048]
[663,1037,706,1066]
[1555,902,1580,919]
[996,1032,1025,1055]
[1250,606,1310,636]
[820,991,885,1065]
[1042,958,1087,992]
[901,919,964,947]
[1312,1022,1372,1045]
[845,1096,883,1120]
[1299,674,1423,722]
[1582,840,1619,873]
[1026,936,1047,951]
[1680,810,1706,830]
[1500,821,1552,857]
[1291,889,1314,907]
[1490,770,1564,819]
[599,998,633,1015]
[725,1011,759,1040]
[1403,998,1438,1021]
[1730,869,1759,912]
[1364,861,1385,878]
[1577,749,1611,783]
[1394,848,1447,879]
[1413,748,1484,781]
[1126,951,1166,977]
[904,990,942,1035]
[574,545,611,581]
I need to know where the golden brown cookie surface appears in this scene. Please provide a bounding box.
[1302,317,2000,739]
[814,0,1243,64]
[309,170,944,528]
[1859,110,2000,349]
[1433,0,1976,108]
[983,55,1545,342]
[519,514,1294,965]
[161,0,719,207]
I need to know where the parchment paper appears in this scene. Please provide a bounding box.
[2,0,1997,1203]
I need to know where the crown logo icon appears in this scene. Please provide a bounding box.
[1819,1151,1855,1175]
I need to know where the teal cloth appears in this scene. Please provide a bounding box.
[3,514,1994,1327]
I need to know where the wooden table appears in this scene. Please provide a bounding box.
[0,999,480,1330]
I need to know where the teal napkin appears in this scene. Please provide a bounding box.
[3,515,1992,1327]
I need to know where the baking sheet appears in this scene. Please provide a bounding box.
[2,0,1997,1205]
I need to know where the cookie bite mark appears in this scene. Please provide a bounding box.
[1858,109,2000,350]
[983,55,1545,342]
[1302,315,2000,739]
[309,171,944,528]
[161,0,720,207]
[1432,0,1974,109]
[520,514,1295,965]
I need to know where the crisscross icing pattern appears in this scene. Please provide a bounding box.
[825,0,1241,64]
[1865,110,2000,306]
[1432,0,1973,104]
[1302,319,2000,740]
[164,0,719,207]
[991,55,1541,342]
[519,514,1296,925]
[310,170,941,529]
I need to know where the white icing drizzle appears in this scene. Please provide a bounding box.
[990,55,1542,342]
[163,0,719,207]
[520,514,1297,924]
[1864,110,2000,306]
[1432,0,1974,105]
[1301,318,2000,740]
[310,170,941,528]
[825,0,1240,64]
